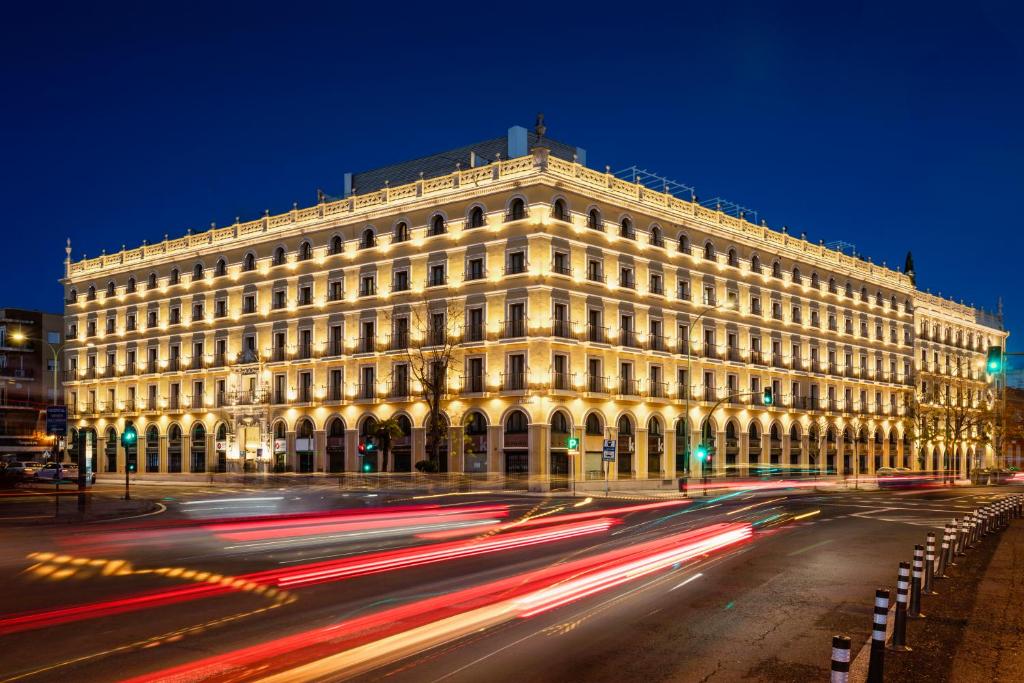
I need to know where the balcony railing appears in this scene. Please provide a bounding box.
[388,332,409,351]
[551,260,572,276]
[219,390,269,406]
[325,339,344,357]
[647,381,668,399]
[551,371,572,391]
[462,323,485,343]
[619,330,639,348]
[462,374,486,394]
[587,375,608,394]
[501,319,527,339]
[356,383,377,400]
[646,334,666,352]
[357,337,377,354]
[501,372,528,392]
[552,319,574,339]
[387,380,410,399]
[586,324,606,344]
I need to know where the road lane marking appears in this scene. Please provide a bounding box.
[669,572,704,591]
[87,502,167,523]
[181,496,284,505]
[787,539,833,556]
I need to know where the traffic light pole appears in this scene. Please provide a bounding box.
[696,389,774,494]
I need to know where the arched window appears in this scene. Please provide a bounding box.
[468,206,485,228]
[860,286,868,302]
[509,198,526,221]
[620,217,634,239]
[552,411,571,435]
[169,268,179,285]
[148,273,157,288]
[360,228,376,249]
[552,199,567,222]
[273,247,286,266]
[845,281,853,297]
[750,254,761,273]
[890,295,897,310]
[703,241,716,261]
[876,291,884,306]
[191,423,206,473]
[430,215,446,236]
[394,222,409,242]
[298,241,312,261]
[105,281,115,296]
[330,235,343,254]
[67,288,78,303]
[243,253,256,271]
[650,225,664,247]
[727,248,739,267]
[828,277,836,293]
[505,410,528,433]
[193,263,203,280]
[772,261,782,279]
[215,259,226,277]
[585,413,603,435]
[588,209,602,231]
[128,277,138,293]
[792,267,801,285]
[678,233,690,253]
[810,272,819,288]
[465,411,488,435]
[618,416,634,435]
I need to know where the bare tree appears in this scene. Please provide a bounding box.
[385,295,463,472]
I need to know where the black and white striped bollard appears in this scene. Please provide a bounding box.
[831,634,851,683]
[924,532,937,594]
[867,588,890,682]
[890,561,912,651]
[909,545,926,618]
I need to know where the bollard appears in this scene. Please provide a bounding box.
[948,518,960,566]
[831,634,852,683]
[937,524,951,577]
[867,588,891,681]
[924,532,937,594]
[890,561,912,651]
[957,517,969,556]
[909,545,926,618]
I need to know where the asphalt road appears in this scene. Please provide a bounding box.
[0,482,1014,682]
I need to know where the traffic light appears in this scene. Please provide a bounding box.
[358,437,377,455]
[986,346,1003,375]
[362,461,372,472]
[566,436,580,451]
[763,386,774,406]
[695,444,709,461]
[121,423,137,448]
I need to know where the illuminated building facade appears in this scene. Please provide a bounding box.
[61,126,1007,489]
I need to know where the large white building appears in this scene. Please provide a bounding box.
[61,124,1008,489]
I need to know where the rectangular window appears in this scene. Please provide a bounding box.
[298,285,312,306]
[243,295,256,314]
[466,258,484,281]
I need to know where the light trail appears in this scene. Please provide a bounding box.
[121,522,752,683]
[0,517,616,636]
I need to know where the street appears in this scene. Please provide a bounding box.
[0,482,1014,682]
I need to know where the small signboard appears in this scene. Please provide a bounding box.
[46,405,67,437]
[602,439,617,462]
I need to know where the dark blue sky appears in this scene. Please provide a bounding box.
[2,1,1020,346]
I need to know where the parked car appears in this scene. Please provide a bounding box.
[36,462,96,484]
[5,461,43,479]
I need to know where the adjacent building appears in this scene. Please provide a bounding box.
[0,308,64,459]
[60,125,1008,488]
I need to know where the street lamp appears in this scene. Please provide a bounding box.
[681,298,735,487]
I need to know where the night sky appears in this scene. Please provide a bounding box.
[3,2,1021,347]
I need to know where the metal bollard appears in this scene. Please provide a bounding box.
[867,588,891,681]
[937,523,952,577]
[924,532,937,594]
[831,634,852,683]
[890,562,912,651]
[909,545,926,618]
[957,517,969,556]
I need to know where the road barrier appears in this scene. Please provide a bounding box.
[909,545,925,618]
[830,634,851,683]
[923,532,937,595]
[866,588,890,683]
[890,561,912,650]
[828,495,1024,674]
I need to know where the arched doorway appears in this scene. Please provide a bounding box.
[857,427,869,475]
[215,423,227,473]
[393,415,412,472]
[617,416,635,478]
[748,422,762,472]
[769,424,782,469]
[789,424,802,474]
[504,410,529,488]
[585,413,606,481]
[424,413,450,473]
[724,421,739,476]
[648,416,664,478]
[167,424,182,473]
[326,417,346,473]
[295,418,315,473]
[105,426,118,472]
[549,410,571,490]
[145,425,159,472]
[272,421,287,472]
[464,412,488,474]
[675,417,690,476]
[842,427,853,476]
[888,431,897,468]
[873,430,883,472]
[191,423,207,473]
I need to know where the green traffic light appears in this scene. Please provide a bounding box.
[362,462,372,472]
[695,445,708,460]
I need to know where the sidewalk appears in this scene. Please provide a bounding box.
[0,489,160,524]
[884,516,1024,682]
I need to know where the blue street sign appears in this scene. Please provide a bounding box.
[602,439,617,462]
[46,405,67,436]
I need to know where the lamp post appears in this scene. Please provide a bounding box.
[681,299,735,488]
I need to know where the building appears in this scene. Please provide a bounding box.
[60,123,1008,489]
[0,308,64,459]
